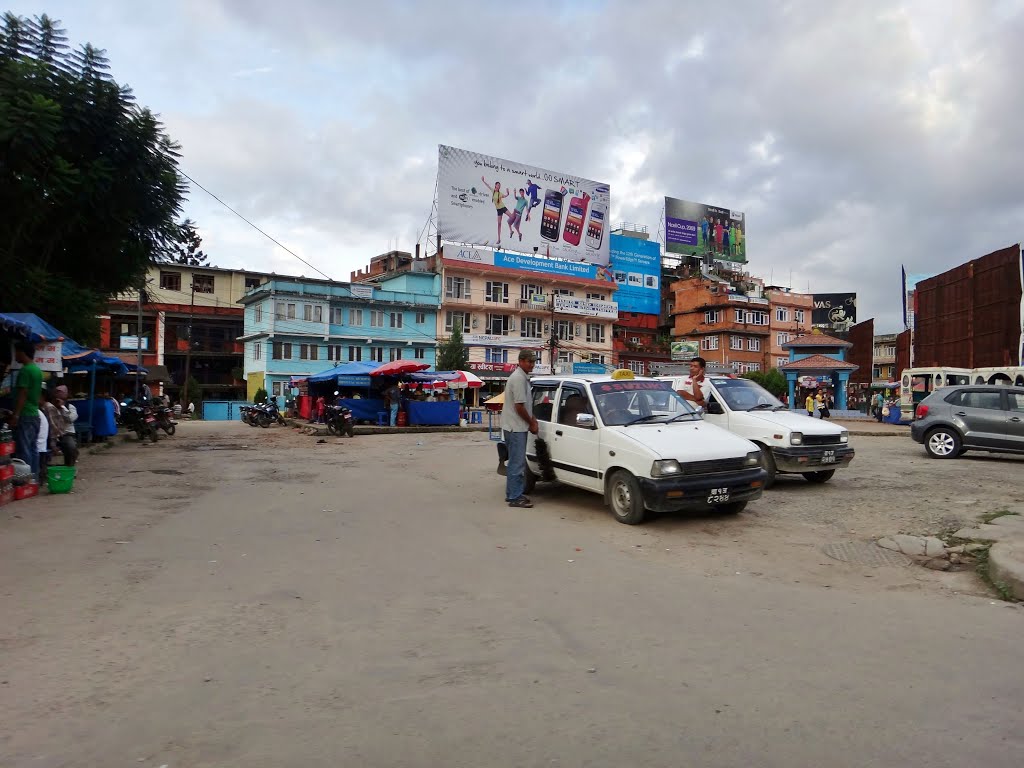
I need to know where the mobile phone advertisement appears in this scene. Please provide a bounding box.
[438,145,612,265]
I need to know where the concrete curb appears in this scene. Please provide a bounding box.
[284,419,491,437]
[988,542,1024,600]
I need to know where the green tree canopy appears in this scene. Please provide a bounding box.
[742,367,788,397]
[437,326,469,371]
[0,13,186,343]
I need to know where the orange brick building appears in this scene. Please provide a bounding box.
[765,287,814,370]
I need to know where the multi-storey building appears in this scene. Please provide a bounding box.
[238,274,439,401]
[105,264,271,400]
[608,226,670,376]
[872,332,898,384]
[669,271,770,374]
[613,312,669,375]
[765,286,814,370]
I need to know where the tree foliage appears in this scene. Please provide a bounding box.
[437,326,469,372]
[160,218,208,266]
[742,368,788,397]
[0,13,186,343]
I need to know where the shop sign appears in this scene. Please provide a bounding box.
[119,335,149,350]
[572,362,607,374]
[670,340,699,361]
[553,295,618,319]
[463,334,543,348]
[9,341,62,373]
[350,284,374,299]
[468,362,517,373]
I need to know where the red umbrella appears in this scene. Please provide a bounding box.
[449,370,484,388]
[369,360,431,376]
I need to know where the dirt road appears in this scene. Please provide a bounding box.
[1,422,1021,767]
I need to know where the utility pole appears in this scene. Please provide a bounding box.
[135,277,144,400]
[549,293,558,371]
[182,280,196,410]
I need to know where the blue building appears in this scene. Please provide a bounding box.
[239,273,440,401]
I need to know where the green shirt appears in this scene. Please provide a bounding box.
[15,362,42,417]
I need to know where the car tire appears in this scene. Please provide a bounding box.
[716,501,747,514]
[522,468,537,494]
[802,469,835,483]
[757,444,777,489]
[925,427,961,459]
[607,470,646,525]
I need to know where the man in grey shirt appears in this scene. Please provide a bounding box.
[501,349,539,507]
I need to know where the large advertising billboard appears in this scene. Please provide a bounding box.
[609,234,660,314]
[664,196,746,264]
[444,245,616,283]
[811,293,857,333]
[438,145,612,265]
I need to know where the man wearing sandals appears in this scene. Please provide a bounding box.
[501,349,538,508]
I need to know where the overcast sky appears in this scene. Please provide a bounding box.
[12,0,1024,332]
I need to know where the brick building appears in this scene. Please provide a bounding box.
[764,286,813,370]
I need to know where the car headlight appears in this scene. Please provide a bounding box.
[744,450,762,467]
[839,431,849,444]
[790,432,803,446]
[651,459,682,477]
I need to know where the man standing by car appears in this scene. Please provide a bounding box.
[676,356,711,410]
[501,349,538,508]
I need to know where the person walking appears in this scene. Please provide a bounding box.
[384,382,402,427]
[805,391,815,417]
[501,349,538,508]
[817,391,830,419]
[7,341,43,482]
[874,391,885,422]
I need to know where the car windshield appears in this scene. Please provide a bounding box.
[589,380,700,426]
[711,377,785,411]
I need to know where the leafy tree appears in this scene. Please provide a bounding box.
[743,368,788,398]
[437,326,469,371]
[160,218,208,266]
[0,13,185,344]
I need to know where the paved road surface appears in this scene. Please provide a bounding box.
[1,422,1021,767]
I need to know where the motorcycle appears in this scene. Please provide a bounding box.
[120,399,159,443]
[240,405,259,427]
[324,401,354,437]
[154,402,178,435]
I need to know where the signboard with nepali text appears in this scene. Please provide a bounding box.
[9,341,62,373]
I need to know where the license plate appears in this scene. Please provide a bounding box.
[821,451,836,464]
[707,486,730,504]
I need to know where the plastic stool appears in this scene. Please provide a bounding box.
[376,411,389,426]
[470,410,482,424]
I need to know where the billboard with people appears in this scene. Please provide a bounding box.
[609,234,661,314]
[664,196,747,264]
[438,145,612,265]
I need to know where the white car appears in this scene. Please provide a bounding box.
[497,373,767,525]
[668,375,854,487]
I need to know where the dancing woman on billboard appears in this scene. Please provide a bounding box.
[482,176,513,246]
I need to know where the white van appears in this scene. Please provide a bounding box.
[497,372,767,525]
[669,375,854,487]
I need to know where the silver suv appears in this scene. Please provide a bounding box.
[910,385,1024,458]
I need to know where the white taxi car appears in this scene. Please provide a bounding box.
[668,374,854,487]
[497,371,767,525]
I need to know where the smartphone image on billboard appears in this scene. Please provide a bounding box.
[562,193,589,247]
[585,203,606,249]
[540,190,564,242]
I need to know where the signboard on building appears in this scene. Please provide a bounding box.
[463,334,543,348]
[350,284,374,299]
[670,340,700,361]
[438,145,612,265]
[444,246,616,285]
[8,341,62,373]
[467,361,517,373]
[572,362,607,374]
[664,196,747,264]
[811,293,857,332]
[553,295,618,319]
[119,335,149,350]
[609,235,660,314]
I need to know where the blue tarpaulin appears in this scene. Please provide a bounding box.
[308,361,380,385]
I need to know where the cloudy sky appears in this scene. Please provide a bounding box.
[11,0,1024,332]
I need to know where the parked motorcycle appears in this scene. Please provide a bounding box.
[120,399,159,443]
[154,402,178,435]
[324,403,355,437]
[240,405,258,427]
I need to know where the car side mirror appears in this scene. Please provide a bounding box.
[576,413,597,429]
[705,400,724,415]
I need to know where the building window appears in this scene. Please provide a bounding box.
[795,309,805,323]
[329,307,344,325]
[777,332,790,346]
[555,319,574,340]
[873,365,881,379]
[521,284,543,302]
[389,347,403,362]
[557,350,574,363]
[587,293,606,301]
[486,281,509,304]
[586,323,605,343]
[748,338,761,352]
[348,346,362,362]
[589,354,606,365]
[370,310,384,328]
[299,343,318,361]
[327,345,343,361]
[445,311,470,333]
[389,312,404,329]
[486,313,512,335]
[272,342,293,360]
[705,310,721,324]
[369,347,384,362]
[627,360,645,375]
[302,304,314,321]
[445,276,471,299]
[252,341,261,360]
[750,311,769,326]
[349,308,363,326]
[285,303,296,319]
[734,308,746,323]
[775,307,790,322]
[272,381,285,397]
[485,348,508,364]
[254,305,262,323]
[275,302,285,320]
[414,348,425,359]
[730,335,743,350]
[193,274,215,294]
[776,357,788,368]
[701,336,719,351]
[245,276,261,290]
[159,271,181,291]
[521,316,542,339]
[415,312,426,324]
[553,288,575,296]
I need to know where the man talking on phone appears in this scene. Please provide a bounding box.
[501,349,538,508]
[677,356,711,410]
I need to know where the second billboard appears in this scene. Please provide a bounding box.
[811,293,857,333]
[664,196,747,264]
[438,145,612,265]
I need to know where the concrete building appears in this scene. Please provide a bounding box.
[613,311,669,375]
[765,287,813,370]
[872,333,898,384]
[238,274,439,401]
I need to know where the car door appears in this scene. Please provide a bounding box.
[550,383,602,492]
[1003,391,1024,449]
[954,389,1008,448]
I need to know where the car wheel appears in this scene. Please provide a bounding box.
[522,468,537,494]
[925,427,961,459]
[716,501,747,514]
[607,470,646,525]
[802,469,835,483]
[757,444,777,489]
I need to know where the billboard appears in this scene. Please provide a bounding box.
[811,293,857,332]
[438,145,612,265]
[664,196,746,264]
[609,234,660,314]
[670,340,700,361]
[444,246,616,283]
